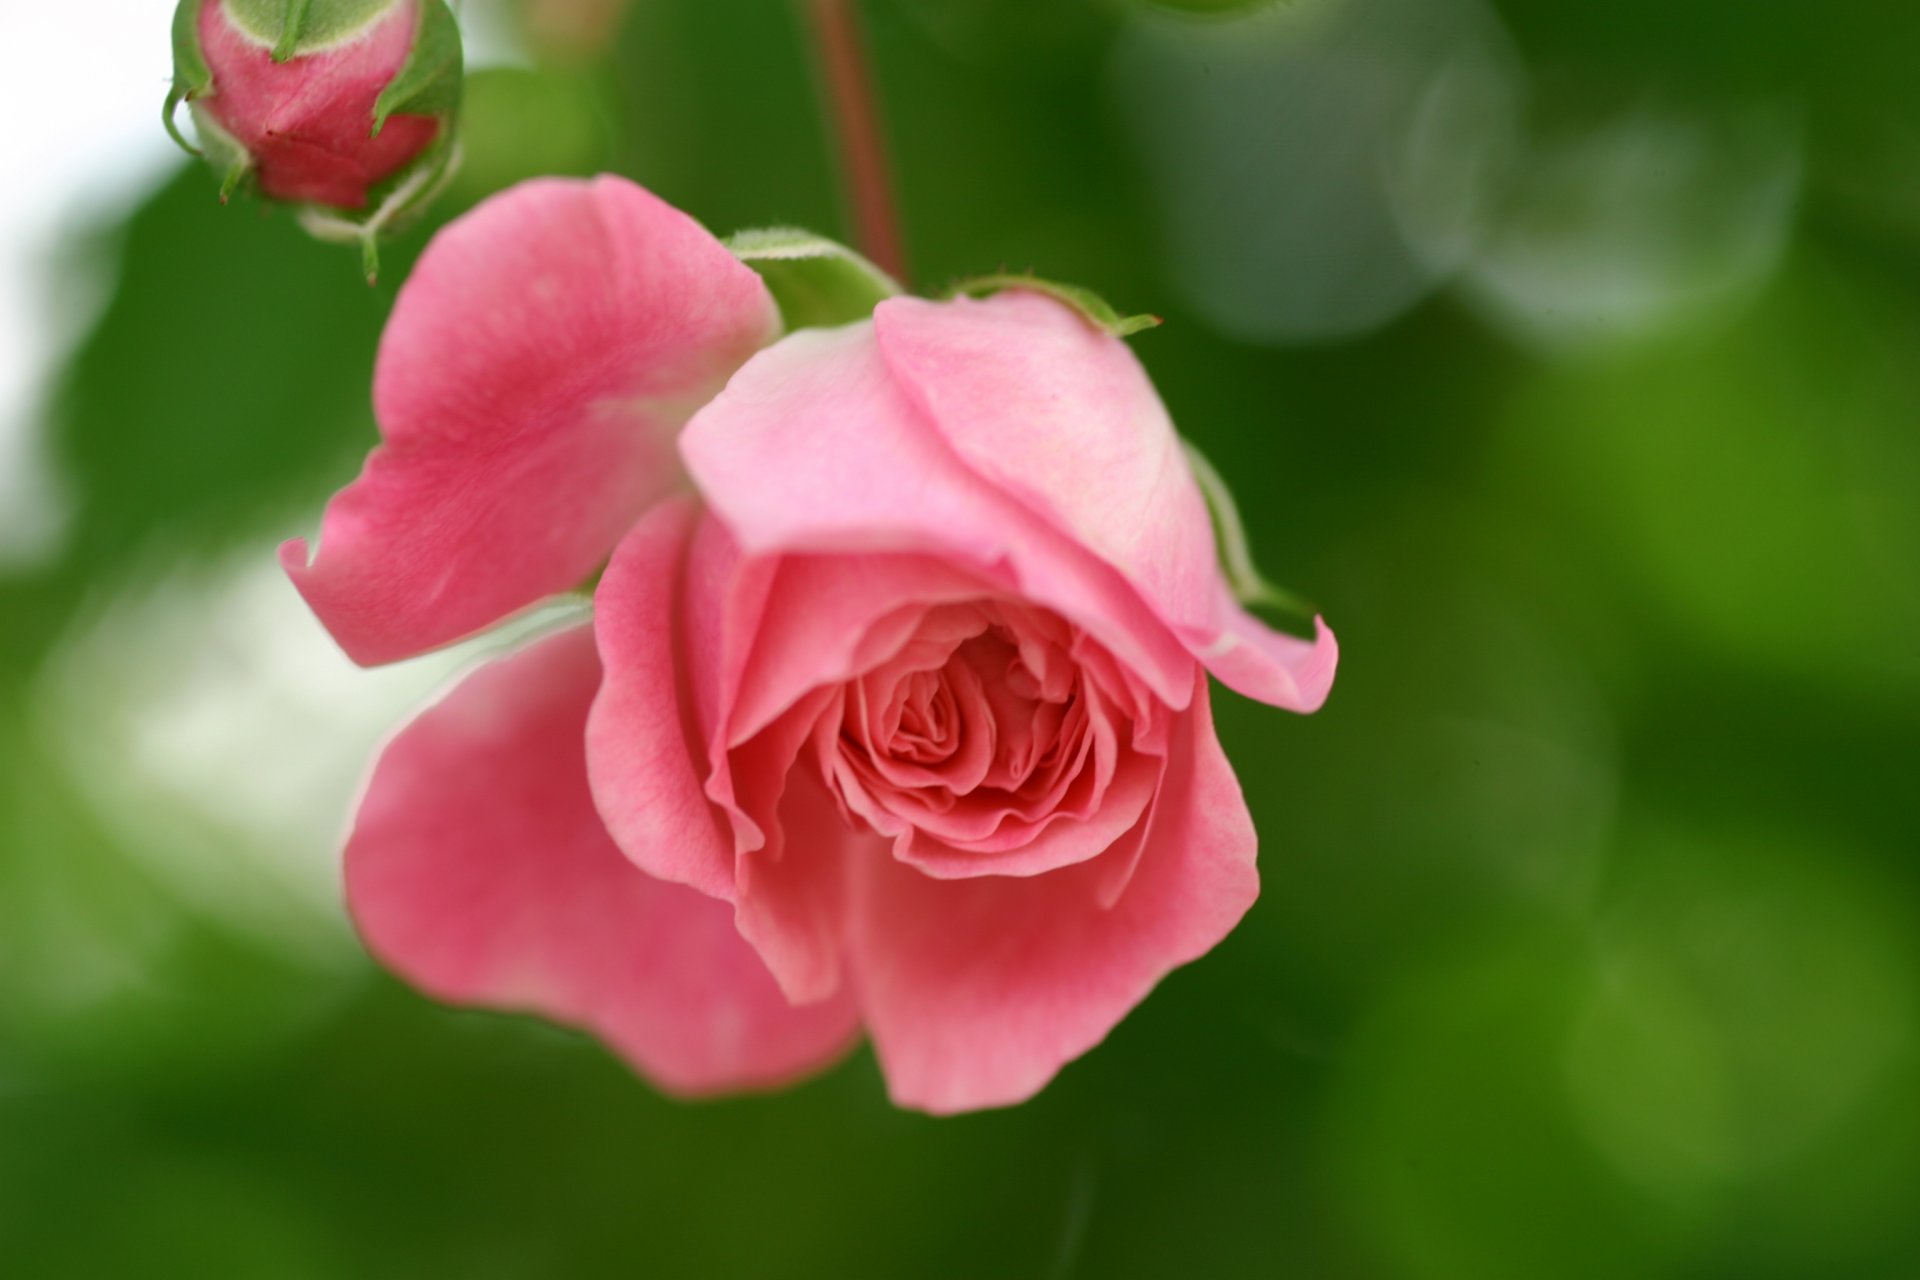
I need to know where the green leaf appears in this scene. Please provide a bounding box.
[372,0,464,137]
[724,228,904,330]
[947,273,1161,338]
[163,0,212,158]
[1184,441,1320,640]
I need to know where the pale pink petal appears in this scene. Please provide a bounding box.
[284,176,780,665]
[876,292,1339,713]
[679,323,1198,709]
[1183,597,1340,714]
[585,496,735,901]
[874,292,1218,630]
[847,671,1258,1113]
[346,624,859,1095]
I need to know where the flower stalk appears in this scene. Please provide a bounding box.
[799,0,910,285]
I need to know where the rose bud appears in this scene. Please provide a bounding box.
[166,0,463,276]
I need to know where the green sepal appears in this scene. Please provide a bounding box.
[1184,441,1320,641]
[219,155,250,203]
[296,130,462,283]
[164,0,212,157]
[185,102,254,202]
[272,0,314,59]
[724,227,903,330]
[223,0,399,58]
[372,1,464,138]
[947,273,1161,339]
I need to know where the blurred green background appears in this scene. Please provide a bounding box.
[3,0,1919,1275]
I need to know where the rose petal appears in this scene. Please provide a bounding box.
[892,750,1161,881]
[874,291,1338,713]
[679,322,1198,709]
[586,496,735,901]
[728,554,994,747]
[733,760,864,1005]
[1182,595,1340,714]
[592,506,859,1005]
[346,624,858,1095]
[847,670,1258,1113]
[284,176,779,665]
[874,293,1216,624]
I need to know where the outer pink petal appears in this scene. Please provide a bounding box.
[679,322,1198,709]
[874,291,1337,713]
[585,496,736,902]
[283,176,780,665]
[346,624,859,1095]
[1185,598,1340,714]
[846,671,1259,1114]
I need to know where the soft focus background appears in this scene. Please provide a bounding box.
[3,0,1918,1274]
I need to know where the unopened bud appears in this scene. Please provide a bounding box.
[166,0,463,278]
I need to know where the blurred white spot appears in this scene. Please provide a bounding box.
[456,0,539,69]
[33,539,585,964]
[1462,102,1803,355]
[1109,0,1524,344]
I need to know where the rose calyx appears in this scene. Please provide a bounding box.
[725,227,904,331]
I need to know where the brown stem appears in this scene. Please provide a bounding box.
[800,0,910,284]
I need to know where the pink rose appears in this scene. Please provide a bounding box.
[171,0,454,209]
[287,177,1337,1111]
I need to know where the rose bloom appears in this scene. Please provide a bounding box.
[187,0,444,207]
[286,177,1336,1112]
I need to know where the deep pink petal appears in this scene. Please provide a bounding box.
[679,323,1198,709]
[847,670,1258,1113]
[346,624,859,1095]
[586,496,735,902]
[729,554,993,747]
[733,761,864,1005]
[892,750,1161,880]
[284,176,779,665]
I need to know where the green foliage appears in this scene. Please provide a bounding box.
[9,0,1920,1275]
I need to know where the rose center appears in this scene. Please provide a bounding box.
[835,616,1086,815]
